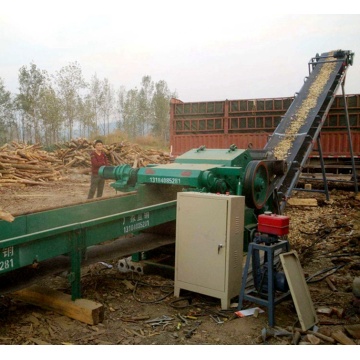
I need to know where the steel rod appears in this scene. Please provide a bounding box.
[341,82,358,194]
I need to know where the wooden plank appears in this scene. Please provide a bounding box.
[280,250,318,331]
[331,330,356,345]
[310,331,336,344]
[11,284,104,325]
[306,334,321,344]
[287,198,318,207]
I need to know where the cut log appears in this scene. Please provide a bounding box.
[288,198,318,207]
[0,178,51,186]
[11,163,54,171]
[293,327,336,344]
[309,330,335,344]
[0,209,15,222]
[11,284,104,325]
[326,277,338,292]
[64,158,78,167]
[0,183,26,188]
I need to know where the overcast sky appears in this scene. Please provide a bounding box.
[1,1,360,102]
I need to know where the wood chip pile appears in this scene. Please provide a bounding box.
[0,139,171,188]
[273,53,337,160]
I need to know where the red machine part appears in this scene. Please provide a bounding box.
[257,213,290,236]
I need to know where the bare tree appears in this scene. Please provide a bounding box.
[16,62,48,143]
[99,78,114,135]
[151,80,176,142]
[115,86,126,131]
[55,62,87,140]
[78,95,96,138]
[38,85,64,145]
[89,74,103,131]
[122,88,139,138]
[138,75,154,136]
[0,78,17,144]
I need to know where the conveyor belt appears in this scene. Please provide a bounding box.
[264,50,354,211]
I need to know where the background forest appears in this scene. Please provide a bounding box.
[0,61,177,148]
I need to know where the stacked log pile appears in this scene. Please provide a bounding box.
[54,138,93,170]
[0,142,64,188]
[0,139,171,188]
[54,138,171,171]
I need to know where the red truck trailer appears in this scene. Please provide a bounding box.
[169,94,360,174]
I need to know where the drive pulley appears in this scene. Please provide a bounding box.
[243,160,269,209]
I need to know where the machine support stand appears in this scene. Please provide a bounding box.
[341,83,358,194]
[69,229,85,301]
[317,136,330,201]
[294,136,330,200]
[238,239,290,327]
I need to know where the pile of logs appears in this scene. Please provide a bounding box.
[0,142,64,188]
[54,138,171,170]
[0,139,172,188]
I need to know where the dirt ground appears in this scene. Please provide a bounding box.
[0,169,359,346]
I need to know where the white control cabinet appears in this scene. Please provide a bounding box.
[174,192,245,309]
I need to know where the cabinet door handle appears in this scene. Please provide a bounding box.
[218,244,223,254]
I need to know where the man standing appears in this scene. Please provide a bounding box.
[87,139,109,199]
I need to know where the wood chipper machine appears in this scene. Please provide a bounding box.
[99,145,286,247]
[0,50,354,315]
[97,146,291,310]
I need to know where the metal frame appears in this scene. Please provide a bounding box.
[341,82,359,193]
[294,136,330,200]
[238,239,290,327]
[0,197,177,300]
[295,83,358,196]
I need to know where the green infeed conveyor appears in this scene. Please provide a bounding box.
[0,187,177,299]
